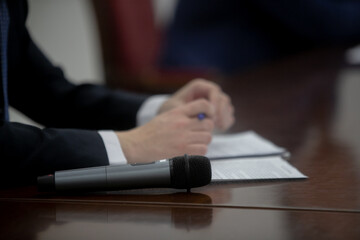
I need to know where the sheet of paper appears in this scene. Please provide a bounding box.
[206,131,285,160]
[211,156,307,181]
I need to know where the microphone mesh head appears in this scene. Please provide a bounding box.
[170,155,212,189]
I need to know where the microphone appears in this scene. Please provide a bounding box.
[37,155,211,192]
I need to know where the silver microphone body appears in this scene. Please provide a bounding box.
[55,160,170,192]
[38,155,212,192]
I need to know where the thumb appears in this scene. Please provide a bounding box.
[182,99,215,119]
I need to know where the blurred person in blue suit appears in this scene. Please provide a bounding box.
[161,0,360,74]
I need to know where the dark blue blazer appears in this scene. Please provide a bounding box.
[0,0,147,187]
[162,0,360,74]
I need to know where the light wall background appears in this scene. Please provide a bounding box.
[26,0,104,84]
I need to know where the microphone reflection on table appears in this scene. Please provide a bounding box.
[0,193,213,240]
[38,155,212,193]
[48,193,213,230]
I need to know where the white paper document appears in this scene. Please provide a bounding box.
[206,131,285,160]
[211,156,307,181]
[204,131,307,182]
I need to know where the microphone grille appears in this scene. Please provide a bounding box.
[170,155,212,189]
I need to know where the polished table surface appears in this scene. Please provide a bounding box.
[1,48,360,239]
[1,201,360,240]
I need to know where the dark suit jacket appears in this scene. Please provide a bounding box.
[0,0,148,187]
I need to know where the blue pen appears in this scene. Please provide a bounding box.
[197,113,206,120]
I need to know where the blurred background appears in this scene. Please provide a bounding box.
[10,0,360,125]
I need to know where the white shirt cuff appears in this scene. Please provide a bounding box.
[98,95,168,165]
[98,130,127,165]
[137,94,169,126]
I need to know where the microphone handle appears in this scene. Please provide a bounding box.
[54,160,171,192]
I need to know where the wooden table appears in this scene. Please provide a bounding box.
[1,48,360,239]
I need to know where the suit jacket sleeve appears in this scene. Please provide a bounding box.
[0,0,148,187]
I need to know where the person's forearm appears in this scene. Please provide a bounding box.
[0,121,109,187]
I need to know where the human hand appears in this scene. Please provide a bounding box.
[116,99,215,164]
[159,78,235,131]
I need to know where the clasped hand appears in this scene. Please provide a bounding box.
[117,79,235,164]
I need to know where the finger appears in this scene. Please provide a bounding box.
[224,98,235,128]
[218,114,235,131]
[226,105,235,128]
[207,85,222,106]
[188,118,214,132]
[187,132,212,145]
[209,90,222,124]
[190,79,221,103]
[208,88,231,127]
[185,144,208,156]
[182,99,215,118]
[215,94,236,131]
